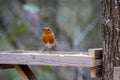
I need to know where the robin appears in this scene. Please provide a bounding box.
[41,27,56,50]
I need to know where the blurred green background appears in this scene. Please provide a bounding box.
[0,0,102,80]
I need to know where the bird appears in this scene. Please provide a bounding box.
[41,27,56,51]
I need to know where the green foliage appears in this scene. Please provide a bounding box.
[0,69,21,80]
[7,32,16,43]
[14,24,26,36]
[7,24,26,43]
[42,65,52,71]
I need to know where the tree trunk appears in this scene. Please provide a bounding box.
[102,0,120,80]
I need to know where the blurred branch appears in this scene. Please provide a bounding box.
[0,10,7,31]
[73,16,100,50]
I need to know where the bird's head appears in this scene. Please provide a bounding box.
[43,27,51,32]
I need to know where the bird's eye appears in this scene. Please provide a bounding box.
[47,29,49,31]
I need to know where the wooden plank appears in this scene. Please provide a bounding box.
[114,67,120,80]
[88,48,103,59]
[0,50,95,67]
[90,67,96,78]
[88,48,103,78]
[90,65,103,78]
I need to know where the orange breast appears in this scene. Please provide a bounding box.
[42,32,54,44]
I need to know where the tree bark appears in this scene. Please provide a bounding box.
[102,0,120,80]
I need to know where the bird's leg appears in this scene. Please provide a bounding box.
[42,47,48,51]
[42,47,56,54]
[51,46,57,51]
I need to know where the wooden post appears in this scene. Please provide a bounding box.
[14,65,29,80]
[88,48,103,78]
[14,65,37,80]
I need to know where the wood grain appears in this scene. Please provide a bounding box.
[88,48,103,59]
[88,48,103,78]
[114,67,120,80]
[0,50,95,67]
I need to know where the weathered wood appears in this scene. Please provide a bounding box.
[88,48,103,78]
[114,67,120,80]
[0,50,96,67]
[88,48,103,59]
[0,64,14,69]
[90,67,96,78]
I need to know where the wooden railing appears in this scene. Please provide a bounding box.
[0,48,103,80]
